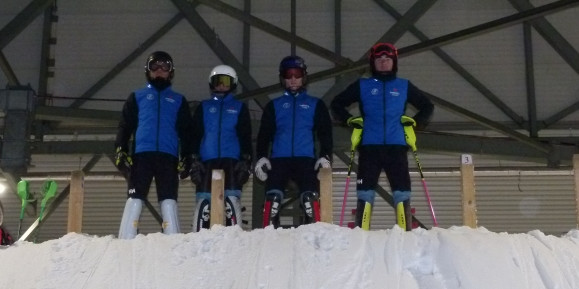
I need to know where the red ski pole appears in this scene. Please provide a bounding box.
[402,115,438,227]
[412,150,438,227]
[339,127,362,227]
[339,149,355,227]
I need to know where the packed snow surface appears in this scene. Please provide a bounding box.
[1,223,579,289]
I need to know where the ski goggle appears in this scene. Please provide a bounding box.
[147,60,173,72]
[281,68,305,79]
[371,43,397,59]
[210,74,234,87]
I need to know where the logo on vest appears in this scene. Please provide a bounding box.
[147,94,154,100]
[165,96,175,103]
[209,106,217,113]
[371,88,379,95]
[389,88,400,97]
[299,103,310,110]
[283,102,291,109]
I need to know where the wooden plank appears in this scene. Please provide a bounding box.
[210,169,225,227]
[318,167,333,223]
[67,170,84,233]
[573,154,579,229]
[460,154,477,228]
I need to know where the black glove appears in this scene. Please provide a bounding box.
[178,155,193,180]
[189,155,205,186]
[114,146,132,180]
[234,154,252,185]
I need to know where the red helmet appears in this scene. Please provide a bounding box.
[369,43,398,74]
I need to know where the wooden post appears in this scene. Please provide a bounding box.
[67,170,85,233]
[318,167,333,223]
[460,154,477,228]
[573,155,579,229]
[210,169,225,227]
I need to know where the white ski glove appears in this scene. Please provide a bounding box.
[314,156,331,170]
[254,157,272,182]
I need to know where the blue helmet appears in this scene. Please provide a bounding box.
[279,55,307,74]
[278,55,307,89]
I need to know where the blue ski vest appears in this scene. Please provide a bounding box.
[271,91,319,158]
[133,84,185,157]
[359,77,408,146]
[199,94,243,161]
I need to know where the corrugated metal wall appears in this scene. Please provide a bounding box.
[475,172,576,235]
[0,154,576,243]
[0,177,256,242]
[329,170,577,235]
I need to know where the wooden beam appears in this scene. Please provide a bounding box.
[210,169,225,227]
[460,154,477,228]
[67,170,84,233]
[318,168,333,224]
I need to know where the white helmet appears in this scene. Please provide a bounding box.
[209,65,238,91]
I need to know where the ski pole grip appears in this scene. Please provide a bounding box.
[401,116,417,152]
[351,128,363,151]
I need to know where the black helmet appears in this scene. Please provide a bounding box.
[278,55,307,90]
[145,51,174,72]
[369,43,398,74]
[144,51,174,89]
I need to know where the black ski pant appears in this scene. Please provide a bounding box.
[265,157,318,198]
[196,158,242,193]
[127,152,179,202]
[356,145,411,194]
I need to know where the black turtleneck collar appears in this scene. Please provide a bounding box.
[373,73,396,82]
[285,88,306,97]
[211,92,230,100]
[149,79,171,91]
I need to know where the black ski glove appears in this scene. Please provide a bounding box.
[234,154,252,185]
[114,146,132,180]
[178,155,193,180]
[189,155,205,186]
